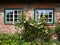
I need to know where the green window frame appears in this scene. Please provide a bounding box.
[34,8,54,24]
[4,8,23,24]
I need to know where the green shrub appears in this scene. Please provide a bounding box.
[0,33,23,45]
[55,25,60,41]
[15,14,52,44]
[55,25,60,35]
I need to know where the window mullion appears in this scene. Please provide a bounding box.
[44,10,45,14]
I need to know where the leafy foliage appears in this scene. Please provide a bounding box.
[55,25,60,35]
[0,33,60,45]
[0,13,53,45]
[15,14,52,43]
[55,25,60,41]
[0,33,24,45]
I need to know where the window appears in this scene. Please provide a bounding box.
[4,9,22,24]
[34,8,54,24]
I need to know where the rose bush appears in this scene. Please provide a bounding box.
[15,14,52,43]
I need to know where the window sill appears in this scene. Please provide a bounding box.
[46,24,54,26]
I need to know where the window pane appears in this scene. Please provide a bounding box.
[40,15,43,17]
[10,12,13,14]
[10,19,13,21]
[49,19,52,22]
[49,12,52,14]
[6,10,13,14]
[45,10,52,14]
[14,11,17,14]
[7,15,9,18]
[40,12,43,17]
[17,11,21,14]
[10,15,13,18]
[14,19,17,21]
[7,19,9,21]
[49,15,52,18]
[41,12,43,15]
[14,15,17,18]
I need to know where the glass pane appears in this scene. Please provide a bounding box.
[49,19,52,22]
[36,10,39,14]
[14,15,17,18]
[49,12,52,14]
[36,10,44,15]
[7,15,9,18]
[45,10,53,14]
[14,19,17,21]
[49,15,52,18]
[10,15,13,18]
[6,10,13,14]
[10,12,13,14]
[18,11,21,14]
[41,12,43,15]
[7,19,9,21]
[14,11,17,14]
[40,15,43,17]
[10,19,13,21]
[40,12,43,17]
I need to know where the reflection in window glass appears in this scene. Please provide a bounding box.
[35,9,53,23]
[5,9,22,24]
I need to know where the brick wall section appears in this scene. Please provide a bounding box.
[54,5,60,23]
[55,12,60,22]
[0,9,34,34]
[24,9,34,20]
[0,4,60,33]
[0,13,17,34]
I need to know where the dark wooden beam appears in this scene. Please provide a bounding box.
[0,0,60,4]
